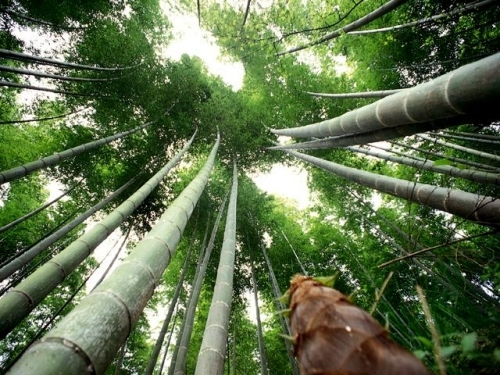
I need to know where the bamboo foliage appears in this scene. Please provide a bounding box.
[7,134,219,375]
[195,162,238,375]
[0,131,197,339]
[281,149,500,228]
[0,120,157,185]
[271,54,500,138]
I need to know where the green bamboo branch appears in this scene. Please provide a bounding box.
[433,131,500,145]
[0,64,123,82]
[0,182,79,234]
[0,79,94,96]
[442,130,500,141]
[389,140,500,172]
[268,115,471,150]
[378,231,497,268]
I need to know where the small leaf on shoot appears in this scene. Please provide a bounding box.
[433,159,453,166]
[461,332,477,353]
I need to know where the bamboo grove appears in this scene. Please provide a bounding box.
[0,0,499,374]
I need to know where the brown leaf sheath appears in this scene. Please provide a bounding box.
[288,275,430,375]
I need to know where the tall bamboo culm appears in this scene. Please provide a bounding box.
[6,134,219,375]
[195,162,238,375]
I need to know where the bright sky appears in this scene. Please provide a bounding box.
[159,2,245,91]
[158,1,311,210]
[251,164,310,210]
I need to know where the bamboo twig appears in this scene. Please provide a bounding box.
[369,271,394,314]
[378,231,496,268]
[416,285,446,375]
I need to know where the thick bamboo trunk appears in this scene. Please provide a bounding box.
[7,135,219,375]
[170,191,230,375]
[0,131,197,339]
[144,227,196,375]
[268,114,484,151]
[283,149,500,227]
[195,162,238,375]
[272,54,500,138]
[277,0,409,56]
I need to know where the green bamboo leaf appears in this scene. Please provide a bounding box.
[416,336,433,349]
[312,273,338,288]
[441,345,458,358]
[413,350,428,360]
[461,332,477,353]
[433,159,453,166]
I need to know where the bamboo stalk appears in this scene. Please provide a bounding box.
[282,149,500,227]
[272,54,500,138]
[7,134,219,375]
[0,131,197,339]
